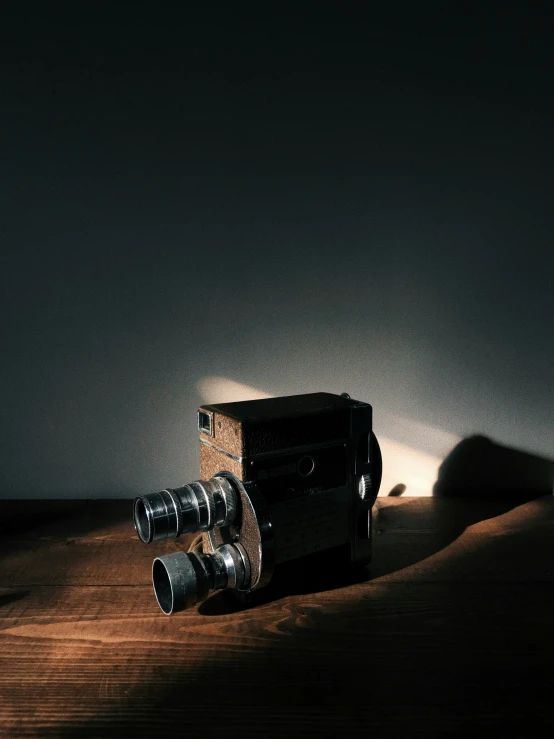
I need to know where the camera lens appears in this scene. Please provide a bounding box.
[133,489,182,543]
[133,476,237,544]
[152,552,208,614]
[152,543,250,614]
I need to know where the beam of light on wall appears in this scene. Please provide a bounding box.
[196,376,458,496]
[378,438,443,497]
[377,417,461,496]
[196,376,273,403]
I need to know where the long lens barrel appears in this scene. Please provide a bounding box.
[133,476,237,544]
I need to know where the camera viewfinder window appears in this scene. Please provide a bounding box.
[198,411,212,435]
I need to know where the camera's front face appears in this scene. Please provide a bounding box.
[198,392,380,571]
[249,442,350,565]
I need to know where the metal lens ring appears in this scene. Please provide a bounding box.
[187,481,216,532]
[212,476,237,526]
[161,488,183,538]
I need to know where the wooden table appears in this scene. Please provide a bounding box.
[1,496,553,737]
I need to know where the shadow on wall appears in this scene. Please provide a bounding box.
[433,435,554,500]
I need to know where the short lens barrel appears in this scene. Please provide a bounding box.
[152,543,250,614]
[133,476,237,544]
[152,552,208,614]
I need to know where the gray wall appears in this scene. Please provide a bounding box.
[1,8,552,497]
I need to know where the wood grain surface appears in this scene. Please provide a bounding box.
[1,497,553,737]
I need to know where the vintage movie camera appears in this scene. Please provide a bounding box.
[133,392,382,614]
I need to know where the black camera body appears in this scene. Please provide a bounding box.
[133,392,382,614]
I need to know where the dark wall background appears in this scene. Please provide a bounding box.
[1,5,552,497]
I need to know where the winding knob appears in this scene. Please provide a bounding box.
[358,474,372,500]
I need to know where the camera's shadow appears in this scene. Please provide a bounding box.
[200,435,553,615]
[200,543,367,615]
[433,434,552,499]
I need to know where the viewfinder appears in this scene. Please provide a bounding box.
[198,410,213,435]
